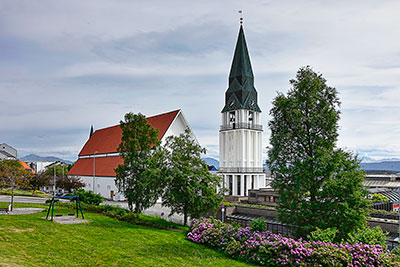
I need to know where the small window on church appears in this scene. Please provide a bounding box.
[229,112,236,123]
[248,112,254,123]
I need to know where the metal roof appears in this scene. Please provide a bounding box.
[222,25,261,113]
[363,180,400,188]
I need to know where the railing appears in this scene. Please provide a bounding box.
[220,123,262,131]
[219,167,264,173]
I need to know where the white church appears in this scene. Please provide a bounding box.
[218,24,266,196]
[69,24,266,199]
[68,110,196,200]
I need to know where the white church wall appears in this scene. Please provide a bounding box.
[78,175,125,201]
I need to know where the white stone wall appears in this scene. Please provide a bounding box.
[78,175,125,201]
[219,109,265,197]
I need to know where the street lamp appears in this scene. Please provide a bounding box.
[93,151,97,193]
[53,162,56,196]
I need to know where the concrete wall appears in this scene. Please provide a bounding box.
[235,205,277,218]
[367,219,399,234]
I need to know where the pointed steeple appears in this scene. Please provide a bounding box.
[229,25,254,82]
[222,25,261,113]
[89,125,94,139]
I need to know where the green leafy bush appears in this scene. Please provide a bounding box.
[74,189,103,205]
[309,245,351,266]
[372,193,389,202]
[347,226,388,249]
[307,227,338,242]
[249,217,266,232]
[81,203,184,230]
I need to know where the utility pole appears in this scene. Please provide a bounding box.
[53,162,56,196]
[93,151,97,193]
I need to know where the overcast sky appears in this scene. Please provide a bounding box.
[1,0,400,162]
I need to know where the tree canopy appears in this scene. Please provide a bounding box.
[267,66,369,240]
[114,112,164,213]
[0,160,32,210]
[162,128,224,226]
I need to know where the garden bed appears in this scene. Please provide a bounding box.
[187,218,400,266]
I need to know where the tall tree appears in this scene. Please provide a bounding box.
[0,160,31,210]
[162,128,224,226]
[267,66,369,240]
[115,112,164,213]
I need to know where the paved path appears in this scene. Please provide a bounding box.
[0,195,48,204]
[103,201,187,225]
[0,208,45,215]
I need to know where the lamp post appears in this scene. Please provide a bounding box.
[53,162,56,196]
[221,205,225,223]
[93,151,97,193]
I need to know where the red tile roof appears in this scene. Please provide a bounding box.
[79,109,179,156]
[68,156,123,177]
[68,110,180,177]
[20,161,36,174]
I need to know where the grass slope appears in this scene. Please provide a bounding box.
[0,188,51,198]
[0,203,253,267]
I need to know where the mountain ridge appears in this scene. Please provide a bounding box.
[20,154,73,164]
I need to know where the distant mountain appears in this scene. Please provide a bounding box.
[202,157,219,168]
[20,154,73,164]
[360,161,400,172]
[360,156,400,163]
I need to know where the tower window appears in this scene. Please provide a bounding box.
[248,112,254,123]
[229,112,236,123]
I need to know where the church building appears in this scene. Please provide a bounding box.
[68,109,195,200]
[219,24,266,197]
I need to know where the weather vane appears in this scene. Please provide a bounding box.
[238,10,243,25]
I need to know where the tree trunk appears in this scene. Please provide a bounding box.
[183,210,187,226]
[10,186,14,211]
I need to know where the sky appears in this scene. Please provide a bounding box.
[1,0,400,162]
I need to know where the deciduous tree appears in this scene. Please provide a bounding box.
[162,128,224,226]
[29,172,51,195]
[0,160,31,210]
[267,66,369,240]
[57,176,85,193]
[115,112,165,213]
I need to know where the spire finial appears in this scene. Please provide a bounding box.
[238,10,243,25]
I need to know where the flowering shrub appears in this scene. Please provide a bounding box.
[188,218,399,266]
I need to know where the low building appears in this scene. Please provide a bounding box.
[0,143,17,160]
[68,110,196,200]
[247,188,280,207]
[25,161,54,174]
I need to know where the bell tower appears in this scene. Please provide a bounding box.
[219,23,265,196]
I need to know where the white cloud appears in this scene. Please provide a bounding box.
[1,0,400,161]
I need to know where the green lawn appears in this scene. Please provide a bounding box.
[0,203,254,267]
[0,188,51,198]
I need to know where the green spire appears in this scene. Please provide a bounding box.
[222,25,261,113]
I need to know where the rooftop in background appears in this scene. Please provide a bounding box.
[0,143,17,160]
